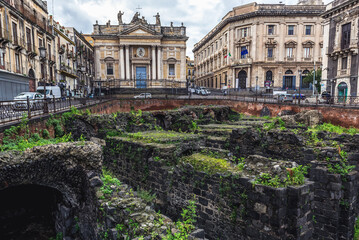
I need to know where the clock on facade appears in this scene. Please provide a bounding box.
[137,47,145,57]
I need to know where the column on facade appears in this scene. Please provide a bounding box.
[152,46,156,80]
[157,47,162,80]
[180,47,186,87]
[125,45,130,81]
[119,45,125,80]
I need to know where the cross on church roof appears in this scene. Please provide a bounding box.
[136,5,142,12]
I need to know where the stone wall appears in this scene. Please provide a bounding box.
[310,162,359,240]
[0,143,103,239]
[104,137,315,240]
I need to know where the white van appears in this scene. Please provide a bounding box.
[36,86,62,99]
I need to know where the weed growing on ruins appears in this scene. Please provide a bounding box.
[263,117,286,131]
[100,169,121,198]
[286,165,309,185]
[311,123,359,135]
[327,147,355,177]
[181,153,237,175]
[164,199,197,240]
[354,217,359,239]
[0,132,72,151]
[189,121,200,132]
[254,173,283,188]
[137,188,156,204]
[253,165,309,188]
[49,232,63,240]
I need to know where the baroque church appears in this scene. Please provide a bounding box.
[92,11,188,90]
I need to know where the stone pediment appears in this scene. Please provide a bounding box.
[302,40,315,47]
[285,40,297,48]
[120,25,158,36]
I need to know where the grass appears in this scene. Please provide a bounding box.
[136,188,156,204]
[309,123,359,136]
[0,133,73,151]
[181,153,239,175]
[125,131,197,144]
[354,217,359,239]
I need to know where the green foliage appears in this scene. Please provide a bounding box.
[302,68,322,93]
[354,217,359,240]
[309,123,359,136]
[286,165,309,185]
[100,169,121,197]
[46,115,64,137]
[42,129,50,139]
[327,162,355,177]
[49,232,63,240]
[164,200,197,240]
[181,153,236,175]
[254,165,309,188]
[189,121,200,132]
[136,188,156,204]
[253,173,284,188]
[263,118,286,131]
[0,133,72,152]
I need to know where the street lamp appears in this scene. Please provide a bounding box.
[39,46,48,113]
[298,70,302,105]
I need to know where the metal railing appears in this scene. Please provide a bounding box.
[0,96,102,125]
[2,91,359,126]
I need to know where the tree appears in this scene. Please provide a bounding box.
[302,68,322,93]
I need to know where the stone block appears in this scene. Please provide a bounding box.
[254,202,267,214]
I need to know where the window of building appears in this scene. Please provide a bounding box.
[49,66,53,81]
[341,23,351,49]
[267,48,273,58]
[288,25,294,35]
[342,57,348,70]
[26,28,31,51]
[106,63,113,75]
[48,43,51,59]
[239,27,250,38]
[241,46,248,59]
[225,33,227,42]
[0,48,5,69]
[305,25,312,35]
[188,69,191,75]
[219,38,222,47]
[169,64,175,76]
[268,25,275,35]
[12,22,17,45]
[215,42,218,50]
[15,53,20,73]
[286,47,293,58]
[39,38,43,47]
[304,47,311,58]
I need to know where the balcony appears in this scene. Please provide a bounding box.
[233,58,253,65]
[0,29,11,45]
[286,57,294,61]
[14,37,26,51]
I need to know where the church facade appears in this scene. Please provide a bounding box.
[91,12,188,91]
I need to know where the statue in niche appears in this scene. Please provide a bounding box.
[131,12,140,24]
[154,12,161,25]
[106,20,111,27]
[118,11,124,24]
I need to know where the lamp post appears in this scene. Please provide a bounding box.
[313,61,316,96]
[39,46,48,113]
[255,76,258,102]
[298,70,302,105]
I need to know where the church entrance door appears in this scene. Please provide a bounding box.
[136,67,147,88]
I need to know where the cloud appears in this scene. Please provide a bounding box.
[48,0,331,58]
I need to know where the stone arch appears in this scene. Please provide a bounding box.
[28,68,35,79]
[0,143,102,240]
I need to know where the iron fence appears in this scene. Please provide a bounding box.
[2,91,359,126]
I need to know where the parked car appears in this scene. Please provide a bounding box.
[134,93,152,99]
[13,92,44,110]
[278,94,293,103]
[200,89,210,96]
[292,93,306,100]
[195,87,207,95]
[305,92,333,104]
[273,90,287,99]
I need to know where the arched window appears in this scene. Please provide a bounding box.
[265,70,273,88]
[285,70,293,75]
[301,70,311,89]
[303,70,310,75]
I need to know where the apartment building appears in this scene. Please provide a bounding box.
[193,1,325,92]
[0,0,55,100]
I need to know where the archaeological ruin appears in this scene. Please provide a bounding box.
[0,105,359,239]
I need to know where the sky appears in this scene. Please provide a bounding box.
[47,0,331,58]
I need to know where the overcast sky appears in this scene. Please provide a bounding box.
[47,0,331,58]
